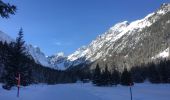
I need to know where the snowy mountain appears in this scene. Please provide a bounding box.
[0,30,51,67]
[47,52,68,70]
[26,45,51,67]
[49,3,170,70]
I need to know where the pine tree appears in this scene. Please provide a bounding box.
[158,60,169,83]
[15,28,32,86]
[131,66,145,83]
[0,0,16,18]
[111,68,120,86]
[100,65,112,86]
[148,63,161,83]
[166,60,170,83]
[120,68,133,86]
[3,28,32,89]
[2,42,16,89]
[92,64,102,86]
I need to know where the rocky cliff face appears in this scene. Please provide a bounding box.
[47,52,68,70]
[49,3,170,71]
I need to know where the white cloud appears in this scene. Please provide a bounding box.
[54,42,62,46]
[54,41,73,46]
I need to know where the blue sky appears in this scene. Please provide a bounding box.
[0,0,169,56]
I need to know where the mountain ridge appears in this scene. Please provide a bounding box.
[49,3,170,71]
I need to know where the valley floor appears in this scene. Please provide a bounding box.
[0,82,170,100]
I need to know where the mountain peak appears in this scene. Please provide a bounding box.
[109,21,129,32]
[161,3,170,9]
[48,52,68,70]
[55,52,65,57]
[157,3,170,15]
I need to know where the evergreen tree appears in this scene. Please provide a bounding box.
[111,68,120,86]
[131,66,145,83]
[14,28,32,86]
[158,60,169,83]
[100,65,112,86]
[0,0,16,18]
[148,63,161,83]
[92,64,102,86]
[3,28,32,89]
[166,60,170,83]
[2,42,16,89]
[120,68,133,86]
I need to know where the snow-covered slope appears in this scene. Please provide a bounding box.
[152,48,170,59]
[0,30,51,67]
[49,3,170,70]
[48,52,68,70]
[26,45,51,67]
[68,3,170,64]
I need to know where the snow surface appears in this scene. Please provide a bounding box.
[0,83,170,100]
[152,48,169,59]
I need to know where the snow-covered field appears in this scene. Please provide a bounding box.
[0,83,170,100]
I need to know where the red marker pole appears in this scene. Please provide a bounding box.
[16,73,20,98]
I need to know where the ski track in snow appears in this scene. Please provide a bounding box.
[0,83,170,100]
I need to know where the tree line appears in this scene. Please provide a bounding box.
[92,64,133,86]
[91,60,170,86]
